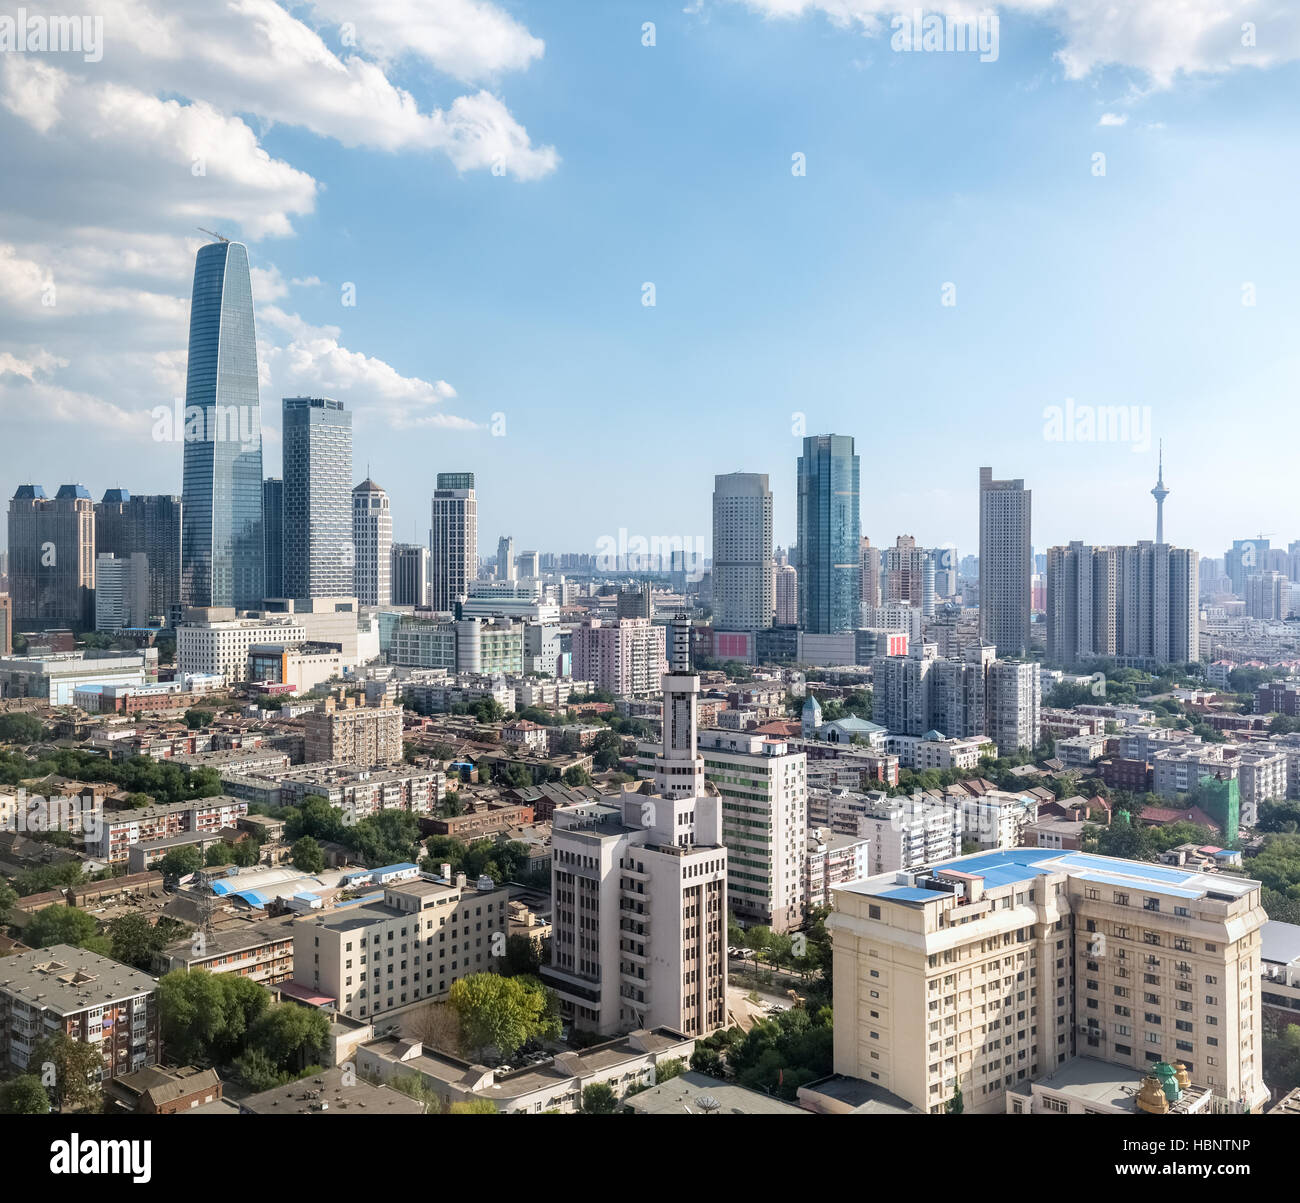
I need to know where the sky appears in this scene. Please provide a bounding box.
[2,0,1299,565]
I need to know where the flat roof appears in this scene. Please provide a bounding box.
[624,1071,807,1116]
[240,1066,422,1115]
[0,943,158,1013]
[1262,920,1300,966]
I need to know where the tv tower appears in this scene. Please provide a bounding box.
[1151,441,1170,545]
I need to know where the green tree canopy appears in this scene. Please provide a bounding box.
[447,973,561,1061]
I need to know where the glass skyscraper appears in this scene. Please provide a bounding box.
[282,397,353,598]
[180,240,265,609]
[262,477,283,599]
[796,434,860,634]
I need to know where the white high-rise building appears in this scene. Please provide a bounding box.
[712,473,774,632]
[94,552,150,631]
[775,563,798,626]
[429,472,476,611]
[351,478,392,607]
[543,617,728,1037]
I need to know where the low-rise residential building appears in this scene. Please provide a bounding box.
[805,828,870,911]
[92,795,249,863]
[155,916,297,984]
[0,944,160,1081]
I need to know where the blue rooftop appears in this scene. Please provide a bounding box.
[877,887,937,902]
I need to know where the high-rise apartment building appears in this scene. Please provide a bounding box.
[978,467,1032,658]
[352,478,392,607]
[797,435,860,634]
[390,543,429,607]
[0,595,10,655]
[180,239,264,610]
[517,550,540,580]
[572,616,666,696]
[1047,541,1198,668]
[860,537,880,609]
[303,694,403,766]
[282,397,353,599]
[430,472,477,611]
[775,564,798,626]
[7,484,96,629]
[262,478,283,599]
[1245,571,1290,620]
[616,584,652,621]
[543,618,728,1037]
[712,472,775,633]
[882,535,935,617]
[830,847,1270,1114]
[94,553,150,630]
[699,728,806,932]
[94,490,182,621]
[1225,538,1269,596]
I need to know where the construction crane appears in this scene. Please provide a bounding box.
[197,226,230,243]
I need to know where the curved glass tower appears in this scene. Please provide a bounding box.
[181,240,265,609]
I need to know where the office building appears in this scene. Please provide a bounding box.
[797,435,860,634]
[1245,571,1290,620]
[294,875,509,1020]
[180,238,265,610]
[712,472,775,633]
[543,618,728,1037]
[496,535,515,581]
[94,490,183,621]
[430,472,477,610]
[860,537,880,609]
[391,543,429,608]
[352,478,392,607]
[282,396,353,599]
[94,553,150,631]
[829,847,1270,1114]
[262,478,283,600]
[7,484,96,630]
[517,549,540,580]
[978,467,1032,658]
[175,610,305,682]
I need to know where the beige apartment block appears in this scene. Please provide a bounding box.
[303,694,404,765]
[831,848,1268,1115]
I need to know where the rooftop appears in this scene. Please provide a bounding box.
[239,1065,423,1115]
[623,1071,808,1116]
[0,943,158,1014]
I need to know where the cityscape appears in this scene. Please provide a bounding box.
[0,0,1297,1167]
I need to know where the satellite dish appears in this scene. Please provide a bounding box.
[695,1095,721,1114]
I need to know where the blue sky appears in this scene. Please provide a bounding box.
[2,0,1298,563]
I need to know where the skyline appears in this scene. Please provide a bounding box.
[4,1,1300,560]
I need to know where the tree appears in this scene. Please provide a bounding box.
[408,1002,462,1053]
[158,969,271,1064]
[0,712,48,743]
[291,835,326,874]
[389,1072,440,1113]
[245,1003,331,1072]
[0,880,17,923]
[655,1057,685,1083]
[184,708,215,730]
[690,1048,725,1077]
[1263,1024,1300,1095]
[947,1085,965,1114]
[26,905,109,954]
[0,1075,50,1114]
[582,1082,617,1114]
[448,1098,498,1114]
[159,844,204,879]
[447,973,561,1060]
[499,933,542,977]
[30,1032,103,1112]
[108,912,188,970]
[563,766,593,787]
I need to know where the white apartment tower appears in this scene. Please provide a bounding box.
[497,534,516,582]
[712,473,775,632]
[544,616,728,1037]
[351,478,392,607]
[429,472,477,611]
[978,467,1032,658]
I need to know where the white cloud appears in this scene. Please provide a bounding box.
[1098,111,1128,126]
[726,1,1300,88]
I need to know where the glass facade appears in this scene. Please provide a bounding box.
[181,241,265,609]
[282,397,353,598]
[796,434,861,634]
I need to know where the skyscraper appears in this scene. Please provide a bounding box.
[430,472,477,611]
[775,563,798,626]
[796,434,860,634]
[7,484,95,629]
[352,478,392,606]
[859,536,880,609]
[712,472,774,632]
[496,534,515,582]
[282,397,353,599]
[262,478,283,599]
[978,466,1032,658]
[94,490,182,622]
[390,543,429,607]
[881,535,935,616]
[180,238,264,609]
